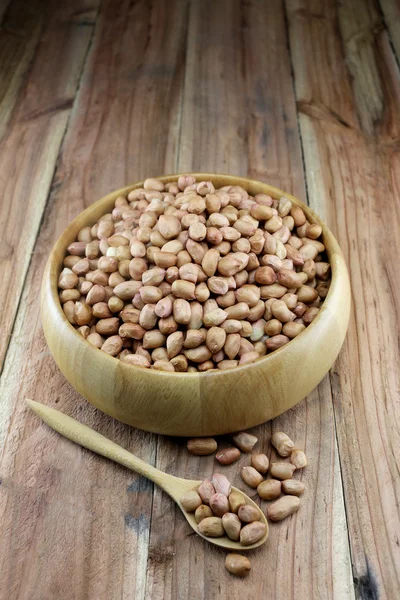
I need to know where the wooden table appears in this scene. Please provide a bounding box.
[0,0,399,598]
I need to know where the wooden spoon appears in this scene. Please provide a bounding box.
[27,399,268,550]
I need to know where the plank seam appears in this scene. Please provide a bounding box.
[376,0,400,70]
[174,0,191,174]
[329,368,359,597]
[282,0,310,207]
[283,0,357,596]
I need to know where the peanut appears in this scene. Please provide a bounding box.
[270,462,296,480]
[271,432,295,457]
[209,493,230,517]
[282,479,305,496]
[101,335,123,356]
[265,335,290,351]
[228,491,246,514]
[257,479,281,500]
[218,360,239,370]
[173,299,191,324]
[233,432,258,452]
[122,354,150,368]
[166,331,184,358]
[195,504,213,523]
[206,327,226,353]
[180,490,202,512]
[87,332,104,348]
[251,453,269,474]
[187,438,217,456]
[240,522,267,546]
[198,517,224,538]
[216,447,241,465]
[267,496,300,521]
[290,449,308,469]
[222,513,242,541]
[238,505,261,523]
[184,345,212,362]
[241,466,264,488]
[171,279,196,300]
[198,479,215,504]
[211,473,232,497]
[225,554,251,577]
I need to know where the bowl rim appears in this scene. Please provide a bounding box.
[44,172,347,379]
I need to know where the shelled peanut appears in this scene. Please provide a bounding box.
[180,473,267,548]
[230,431,308,522]
[59,176,331,372]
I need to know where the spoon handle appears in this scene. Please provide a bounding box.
[26,399,181,492]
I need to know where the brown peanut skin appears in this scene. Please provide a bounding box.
[216,447,241,465]
[270,462,296,480]
[271,432,295,457]
[267,496,300,521]
[228,491,246,514]
[241,466,264,488]
[209,493,230,517]
[198,479,215,504]
[194,505,213,523]
[180,490,202,512]
[282,479,305,496]
[225,554,251,577]
[251,453,269,474]
[232,432,258,452]
[290,449,308,469]
[238,504,261,523]
[257,479,281,500]
[198,517,224,537]
[187,438,217,456]
[240,521,267,546]
[211,473,232,497]
[222,513,241,541]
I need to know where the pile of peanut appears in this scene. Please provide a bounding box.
[186,430,307,577]
[59,176,330,372]
[180,472,267,547]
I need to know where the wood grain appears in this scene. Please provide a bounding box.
[0,0,398,597]
[145,1,353,598]
[178,0,306,199]
[28,400,270,551]
[0,0,188,598]
[0,0,99,371]
[286,0,400,597]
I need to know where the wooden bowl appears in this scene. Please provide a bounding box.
[41,174,351,436]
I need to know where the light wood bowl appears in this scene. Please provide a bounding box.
[41,174,351,437]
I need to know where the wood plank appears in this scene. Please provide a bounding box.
[379,0,400,60]
[178,0,306,199]
[0,0,99,371]
[145,1,353,598]
[286,1,400,597]
[0,0,188,598]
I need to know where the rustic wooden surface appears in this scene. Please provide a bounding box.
[0,0,399,598]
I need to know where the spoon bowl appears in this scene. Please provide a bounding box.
[27,400,268,550]
[177,482,268,550]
